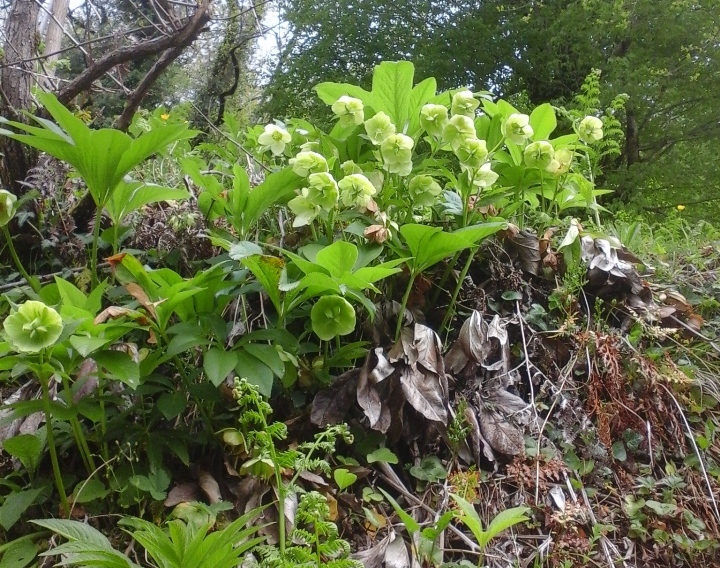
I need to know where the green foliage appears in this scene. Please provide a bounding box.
[33,507,264,568]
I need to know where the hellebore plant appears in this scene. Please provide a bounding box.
[0,92,195,289]
[3,301,69,513]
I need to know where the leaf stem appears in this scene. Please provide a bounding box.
[2,225,40,294]
[39,354,69,515]
[395,270,417,342]
[90,203,103,290]
[440,249,476,336]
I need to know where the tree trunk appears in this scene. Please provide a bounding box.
[42,0,71,82]
[625,100,640,167]
[0,0,40,193]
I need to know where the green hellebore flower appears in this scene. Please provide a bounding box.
[546,148,573,174]
[455,137,489,170]
[501,113,533,145]
[3,300,63,353]
[338,174,377,208]
[380,133,414,176]
[578,116,603,143]
[341,160,363,176]
[258,124,292,156]
[289,151,328,177]
[451,90,480,118]
[288,188,321,227]
[471,162,500,188]
[311,295,356,341]
[420,104,449,138]
[524,141,555,169]
[442,115,476,150]
[364,111,396,145]
[0,189,17,227]
[331,96,365,127]
[408,175,443,206]
[306,172,339,211]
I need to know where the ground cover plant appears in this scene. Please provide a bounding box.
[0,60,718,568]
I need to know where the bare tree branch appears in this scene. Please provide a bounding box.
[56,0,211,105]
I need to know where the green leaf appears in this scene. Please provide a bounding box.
[483,506,530,546]
[370,61,415,130]
[55,277,88,310]
[400,224,475,274]
[611,441,627,461]
[366,447,398,464]
[203,348,239,387]
[0,489,43,530]
[333,468,357,490]
[0,538,38,568]
[235,350,274,397]
[2,434,43,474]
[530,103,557,141]
[32,518,114,549]
[69,335,112,357]
[449,493,485,547]
[241,255,283,316]
[72,479,109,503]
[314,82,371,107]
[106,181,189,226]
[645,500,679,516]
[241,168,303,236]
[313,241,358,277]
[378,488,420,534]
[93,351,141,389]
[157,392,188,420]
[242,344,284,378]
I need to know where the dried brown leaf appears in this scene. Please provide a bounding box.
[478,406,524,456]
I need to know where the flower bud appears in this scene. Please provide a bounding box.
[331,96,365,127]
[420,104,449,138]
[451,90,480,118]
[364,111,396,145]
[257,124,292,156]
[408,175,443,206]
[289,151,328,177]
[524,141,555,169]
[501,113,533,145]
[0,190,17,227]
[578,116,603,143]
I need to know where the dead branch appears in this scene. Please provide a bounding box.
[56,0,211,106]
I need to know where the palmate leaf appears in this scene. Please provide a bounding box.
[0,92,195,205]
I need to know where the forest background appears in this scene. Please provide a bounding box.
[1,0,717,220]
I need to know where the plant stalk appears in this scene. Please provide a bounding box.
[2,225,41,294]
[90,203,103,290]
[395,271,417,342]
[39,361,69,515]
[440,249,476,335]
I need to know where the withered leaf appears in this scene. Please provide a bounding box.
[506,230,541,275]
[413,324,445,376]
[165,482,202,507]
[399,365,447,425]
[311,369,359,427]
[477,406,524,455]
